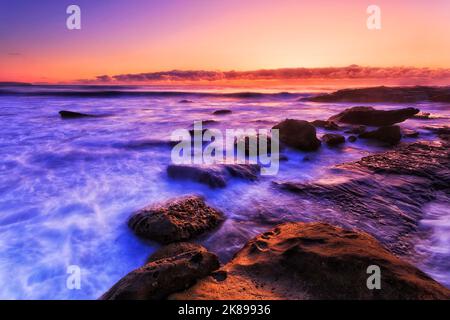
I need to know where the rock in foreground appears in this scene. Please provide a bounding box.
[128,196,224,243]
[272,119,321,151]
[171,222,450,300]
[101,243,219,300]
[328,106,419,126]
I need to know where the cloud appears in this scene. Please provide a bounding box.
[91,66,450,83]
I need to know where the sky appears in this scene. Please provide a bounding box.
[0,0,450,84]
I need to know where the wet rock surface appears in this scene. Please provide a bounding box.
[167,163,261,188]
[322,133,345,146]
[274,141,450,256]
[272,119,321,151]
[128,196,224,243]
[101,243,220,300]
[170,222,450,300]
[306,86,450,103]
[359,125,402,145]
[311,120,340,130]
[328,106,419,126]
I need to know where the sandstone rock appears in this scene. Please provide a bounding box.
[128,196,224,243]
[322,133,345,146]
[274,142,450,255]
[328,106,419,126]
[101,243,220,300]
[147,242,210,263]
[359,125,402,145]
[272,119,321,151]
[170,222,450,300]
[167,163,261,188]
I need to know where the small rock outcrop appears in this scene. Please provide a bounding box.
[128,196,224,243]
[59,110,94,119]
[212,109,232,115]
[272,119,321,151]
[328,106,419,126]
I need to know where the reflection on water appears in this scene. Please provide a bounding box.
[0,86,448,298]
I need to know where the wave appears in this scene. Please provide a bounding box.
[0,85,303,99]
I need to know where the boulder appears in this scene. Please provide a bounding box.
[167,163,260,188]
[170,222,450,300]
[311,120,340,130]
[59,110,94,119]
[359,125,402,145]
[212,109,232,115]
[128,196,224,243]
[328,106,419,126]
[348,135,357,142]
[322,133,345,146]
[101,243,220,300]
[272,119,321,151]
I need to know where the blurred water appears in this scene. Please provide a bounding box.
[0,86,448,298]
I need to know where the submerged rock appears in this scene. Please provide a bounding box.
[171,222,450,300]
[179,99,193,103]
[359,125,402,145]
[272,119,321,151]
[328,106,419,126]
[311,120,340,130]
[101,243,219,300]
[212,109,232,115]
[167,163,260,188]
[59,110,94,119]
[128,195,224,243]
[322,133,345,146]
